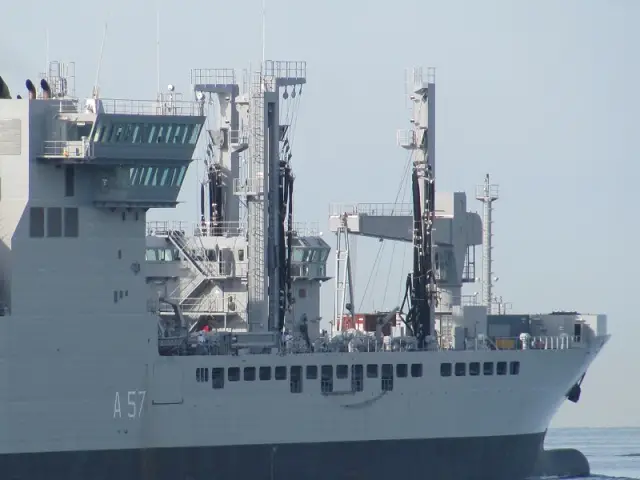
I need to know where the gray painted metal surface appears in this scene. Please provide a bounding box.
[0,61,610,480]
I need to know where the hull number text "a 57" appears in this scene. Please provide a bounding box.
[113,391,146,419]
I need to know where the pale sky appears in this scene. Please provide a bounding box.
[2,0,636,428]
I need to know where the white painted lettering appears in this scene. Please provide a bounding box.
[128,390,136,418]
[113,391,121,418]
[114,390,146,420]
[137,390,146,418]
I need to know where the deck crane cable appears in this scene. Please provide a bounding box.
[357,242,385,312]
[381,150,413,306]
[357,149,414,312]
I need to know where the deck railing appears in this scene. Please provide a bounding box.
[304,333,589,355]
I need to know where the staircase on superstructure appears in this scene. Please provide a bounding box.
[145,61,331,340]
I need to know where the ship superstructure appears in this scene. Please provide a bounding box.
[146,64,330,340]
[0,60,609,480]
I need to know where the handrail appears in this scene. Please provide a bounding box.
[97,98,202,116]
[147,220,246,238]
[328,202,450,218]
[304,333,590,355]
[41,140,90,159]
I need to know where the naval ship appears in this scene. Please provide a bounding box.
[0,60,608,480]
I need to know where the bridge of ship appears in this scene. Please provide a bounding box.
[35,96,214,209]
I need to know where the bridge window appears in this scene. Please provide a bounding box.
[122,124,134,142]
[367,364,378,378]
[128,166,187,188]
[144,168,154,186]
[189,124,202,144]
[176,166,186,186]
[440,363,452,377]
[147,125,157,143]
[396,363,408,378]
[160,168,170,186]
[336,364,348,379]
[155,125,165,143]
[94,121,201,145]
[172,124,185,143]
[469,362,480,376]
[411,363,423,378]
[497,361,507,376]
[454,362,466,376]
[483,362,494,375]
[132,124,142,143]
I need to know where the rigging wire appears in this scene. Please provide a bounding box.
[358,149,414,312]
[381,151,413,306]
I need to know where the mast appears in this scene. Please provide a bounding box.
[399,67,436,348]
[475,174,499,313]
[246,61,305,334]
[192,68,242,237]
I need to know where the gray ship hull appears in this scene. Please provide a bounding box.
[2,432,545,480]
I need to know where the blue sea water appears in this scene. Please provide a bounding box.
[545,428,640,479]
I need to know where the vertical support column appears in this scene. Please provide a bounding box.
[244,61,306,335]
[414,68,437,339]
[246,71,267,332]
[265,92,280,332]
[216,85,241,224]
[423,68,436,336]
[476,174,499,314]
[398,66,437,345]
[333,216,355,336]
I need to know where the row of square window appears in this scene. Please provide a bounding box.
[440,361,520,377]
[29,207,79,238]
[196,362,521,394]
[197,363,423,384]
[196,364,412,394]
[93,122,202,145]
[129,166,187,187]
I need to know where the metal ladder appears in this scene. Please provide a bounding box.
[246,69,266,325]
